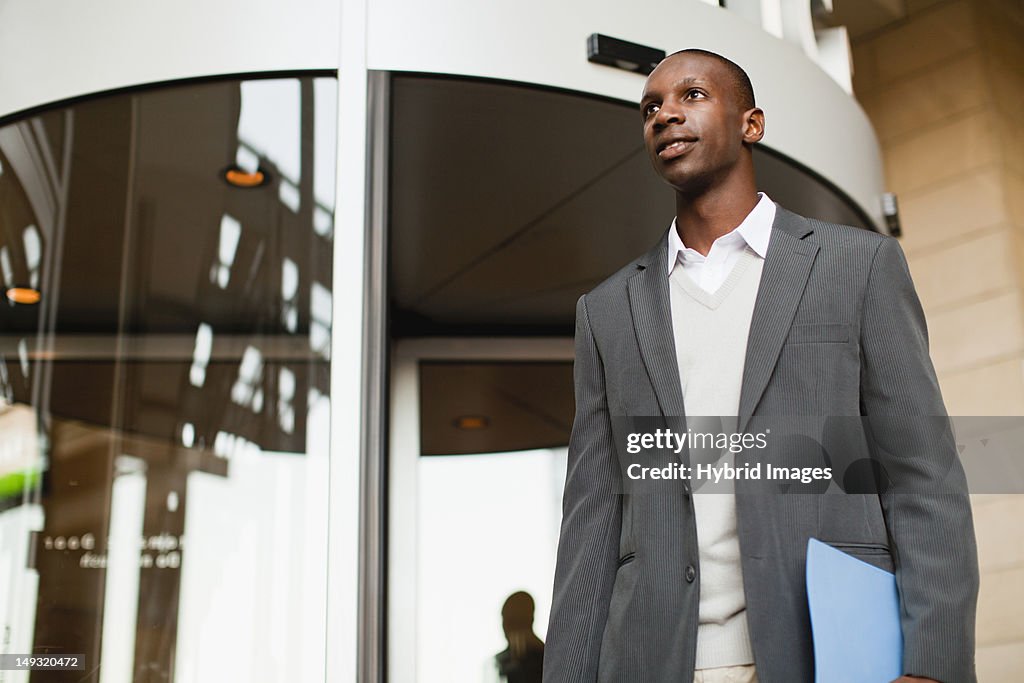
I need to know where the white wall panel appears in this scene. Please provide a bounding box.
[0,0,339,118]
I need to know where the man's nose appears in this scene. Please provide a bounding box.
[654,102,684,127]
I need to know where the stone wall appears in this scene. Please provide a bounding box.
[851,0,1024,677]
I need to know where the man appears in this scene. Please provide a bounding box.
[543,49,978,683]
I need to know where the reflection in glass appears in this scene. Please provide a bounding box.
[495,591,545,683]
[0,74,336,681]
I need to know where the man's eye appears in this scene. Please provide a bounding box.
[644,103,660,117]
[687,89,706,99]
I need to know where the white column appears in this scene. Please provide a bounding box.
[326,0,369,679]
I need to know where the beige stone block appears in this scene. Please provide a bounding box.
[850,41,879,97]
[979,0,1024,25]
[984,49,1024,122]
[862,52,987,144]
[897,168,1008,254]
[858,93,883,139]
[927,290,1024,373]
[973,494,1024,571]
[971,493,1010,509]
[977,565,1024,646]
[873,1,978,84]
[978,640,1024,682]
[908,229,1018,310]
[939,358,1024,415]
[906,0,952,13]
[977,0,1024,70]
[884,110,999,195]
[1003,122,1024,178]
[1005,172,1024,232]
[992,173,1024,280]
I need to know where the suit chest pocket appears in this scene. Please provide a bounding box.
[772,322,860,412]
[785,322,850,344]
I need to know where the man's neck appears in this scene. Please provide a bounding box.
[674,182,760,257]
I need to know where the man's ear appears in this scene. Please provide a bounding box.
[742,107,765,144]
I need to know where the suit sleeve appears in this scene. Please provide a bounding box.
[859,236,979,683]
[543,294,622,683]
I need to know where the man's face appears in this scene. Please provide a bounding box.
[640,53,762,194]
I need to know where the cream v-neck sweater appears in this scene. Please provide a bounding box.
[669,246,764,670]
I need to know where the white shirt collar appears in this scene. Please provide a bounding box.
[666,192,776,274]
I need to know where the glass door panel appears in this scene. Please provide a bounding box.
[417,447,566,683]
[389,350,573,683]
[0,74,337,682]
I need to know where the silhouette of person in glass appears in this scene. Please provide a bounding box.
[495,591,544,683]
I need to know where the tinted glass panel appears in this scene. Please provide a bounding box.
[0,75,336,681]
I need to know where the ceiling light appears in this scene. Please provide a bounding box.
[454,415,489,430]
[223,165,269,188]
[6,287,41,305]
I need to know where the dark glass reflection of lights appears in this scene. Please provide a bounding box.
[0,75,337,680]
[222,165,270,188]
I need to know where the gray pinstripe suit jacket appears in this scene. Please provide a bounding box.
[544,205,979,683]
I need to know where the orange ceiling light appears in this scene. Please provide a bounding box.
[223,166,268,188]
[454,415,489,430]
[6,287,41,305]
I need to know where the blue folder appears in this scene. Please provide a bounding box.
[805,538,903,683]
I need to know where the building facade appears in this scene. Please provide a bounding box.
[2,0,1014,680]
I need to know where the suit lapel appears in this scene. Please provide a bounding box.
[628,233,686,420]
[737,206,818,434]
[628,207,818,432]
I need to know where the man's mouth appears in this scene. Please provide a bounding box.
[657,137,697,160]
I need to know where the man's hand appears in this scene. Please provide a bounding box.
[891,677,941,683]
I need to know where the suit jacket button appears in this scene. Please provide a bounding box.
[685,565,696,583]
